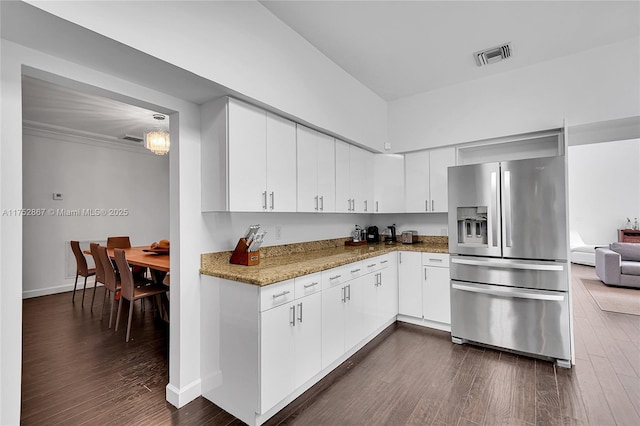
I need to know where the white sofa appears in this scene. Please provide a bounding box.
[570,231,603,266]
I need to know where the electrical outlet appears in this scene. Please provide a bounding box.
[275,225,282,240]
[53,193,63,200]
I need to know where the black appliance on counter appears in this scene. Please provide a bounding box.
[366,226,379,243]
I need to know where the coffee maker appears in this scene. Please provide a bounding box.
[366,226,379,243]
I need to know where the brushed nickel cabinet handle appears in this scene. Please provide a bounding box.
[272,290,290,299]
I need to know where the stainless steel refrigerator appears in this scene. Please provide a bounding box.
[448,155,571,367]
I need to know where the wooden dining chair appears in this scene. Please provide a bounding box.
[70,241,96,304]
[89,242,106,311]
[107,235,147,278]
[106,236,131,249]
[114,248,167,342]
[96,245,121,328]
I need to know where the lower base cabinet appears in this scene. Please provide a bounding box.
[398,251,451,329]
[260,290,322,412]
[201,254,398,426]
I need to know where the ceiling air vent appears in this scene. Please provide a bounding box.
[120,134,143,143]
[474,42,512,67]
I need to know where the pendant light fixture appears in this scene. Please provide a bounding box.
[144,114,170,155]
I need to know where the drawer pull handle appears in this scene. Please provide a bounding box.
[381,260,388,264]
[304,282,318,288]
[351,268,361,273]
[428,258,443,262]
[367,264,376,268]
[272,290,291,299]
[330,275,342,280]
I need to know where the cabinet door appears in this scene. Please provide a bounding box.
[228,99,267,212]
[350,146,372,213]
[373,154,405,213]
[316,133,335,213]
[344,277,366,351]
[266,113,297,212]
[260,302,295,412]
[378,264,398,325]
[429,147,456,213]
[335,140,351,213]
[296,126,319,212]
[362,272,380,338]
[321,284,346,369]
[404,151,430,213]
[294,291,322,388]
[423,266,451,324]
[398,251,423,317]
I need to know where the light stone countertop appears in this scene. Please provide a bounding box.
[200,236,449,286]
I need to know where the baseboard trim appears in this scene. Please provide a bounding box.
[22,282,100,299]
[166,379,202,408]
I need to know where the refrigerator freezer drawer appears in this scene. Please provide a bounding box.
[450,256,568,291]
[451,281,570,361]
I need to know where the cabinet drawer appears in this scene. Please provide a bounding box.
[295,272,322,298]
[322,262,363,289]
[423,253,449,267]
[260,279,295,312]
[363,254,390,274]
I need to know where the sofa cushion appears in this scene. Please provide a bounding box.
[621,261,640,276]
[610,242,640,261]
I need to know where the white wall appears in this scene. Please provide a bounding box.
[568,139,640,244]
[1,39,205,423]
[26,0,387,151]
[388,37,640,152]
[22,127,169,298]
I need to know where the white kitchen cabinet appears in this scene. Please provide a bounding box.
[335,140,373,213]
[296,126,335,212]
[404,146,455,213]
[201,97,296,212]
[362,254,398,335]
[260,283,322,413]
[321,261,369,369]
[373,154,405,213]
[293,291,322,388]
[260,299,295,412]
[266,113,297,212]
[422,254,451,325]
[397,251,422,318]
[344,276,366,352]
[321,281,346,369]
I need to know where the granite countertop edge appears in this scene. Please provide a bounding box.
[200,237,449,286]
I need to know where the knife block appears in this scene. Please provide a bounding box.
[229,238,260,266]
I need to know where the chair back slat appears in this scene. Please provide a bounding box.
[97,245,118,292]
[107,236,131,249]
[113,248,134,301]
[89,243,105,285]
[70,241,89,276]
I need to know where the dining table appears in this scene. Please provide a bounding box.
[84,245,170,322]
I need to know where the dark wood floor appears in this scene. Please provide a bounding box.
[22,264,639,425]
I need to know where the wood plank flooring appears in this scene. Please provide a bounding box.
[21,264,639,425]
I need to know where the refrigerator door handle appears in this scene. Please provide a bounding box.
[452,281,565,301]
[490,171,498,247]
[503,170,512,247]
[451,257,564,271]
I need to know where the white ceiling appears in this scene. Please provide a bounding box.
[261,0,640,101]
[18,1,640,140]
[22,76,168,142]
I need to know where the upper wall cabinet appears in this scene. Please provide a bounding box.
[373,154,405,213]
[335,140,373,213]
[405,147,455,213]
[201,97,296,212]
[297,125,335,213]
